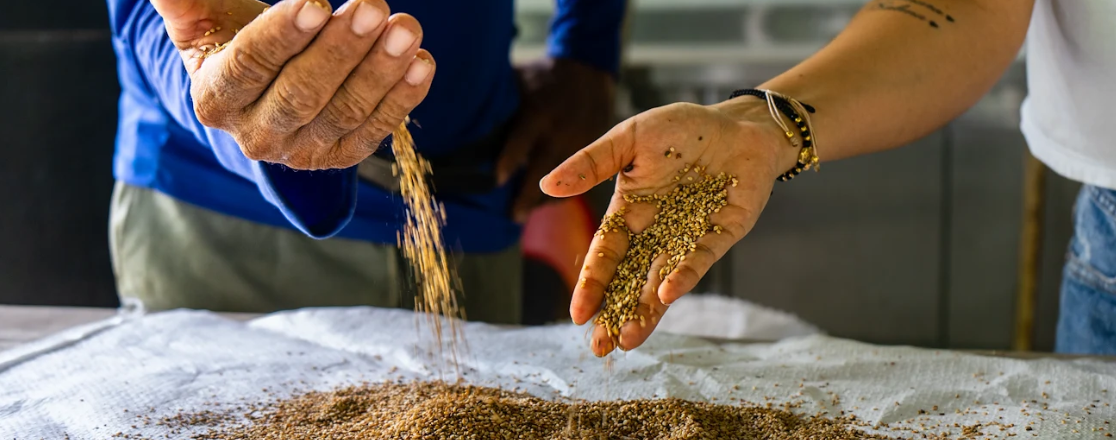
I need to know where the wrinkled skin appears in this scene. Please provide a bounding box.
[151,0,435,170]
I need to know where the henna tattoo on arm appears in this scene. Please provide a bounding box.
[904,0,956,21]
[875,0,956,29]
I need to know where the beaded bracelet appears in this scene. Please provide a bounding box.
[729,89,820,182]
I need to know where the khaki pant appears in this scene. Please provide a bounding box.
[108,182,522,324]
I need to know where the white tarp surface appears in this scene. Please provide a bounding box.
[1,307,1114,439]
[656,294,821,341]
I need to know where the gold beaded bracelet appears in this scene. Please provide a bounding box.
[729,89,820,181]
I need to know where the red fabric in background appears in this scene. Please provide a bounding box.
[521,196,597,294]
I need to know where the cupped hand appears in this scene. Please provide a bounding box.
[541,99,800,356]
[151,0,435,170]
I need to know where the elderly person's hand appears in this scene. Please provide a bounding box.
[151,0,435,170]
[541,98,800,356]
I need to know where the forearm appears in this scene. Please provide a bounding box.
[721,0,1033,163]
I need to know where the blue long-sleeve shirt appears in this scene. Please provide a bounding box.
[105,0,624,253]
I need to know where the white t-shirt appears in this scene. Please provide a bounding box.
[1020,0,1116,190]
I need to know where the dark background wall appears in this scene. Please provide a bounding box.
[0,3,120,307]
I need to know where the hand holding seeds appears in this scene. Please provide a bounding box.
[541,101,799,356]
[150,0,435,170]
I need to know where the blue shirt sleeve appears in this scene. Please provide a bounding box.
[547,0,627,77]
[106,0,357,239]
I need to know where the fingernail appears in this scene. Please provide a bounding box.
[404,57,432,85]
[385,26,417,57]
[351,2,385,36]
[296,1,330,31]
[600,339,615,356]
[538,175,553,191]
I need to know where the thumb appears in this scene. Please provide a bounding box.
[149,0,195,21]
[150,0,211,42]
[540,117,634,198]
[151,0,271,44]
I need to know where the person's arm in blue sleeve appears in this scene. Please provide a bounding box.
[107,0,356,238]
[547,0,627,77]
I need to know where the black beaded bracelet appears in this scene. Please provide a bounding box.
[730,89,816,115]
[729,89,818,182]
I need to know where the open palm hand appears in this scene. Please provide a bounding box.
[542,100,795,356]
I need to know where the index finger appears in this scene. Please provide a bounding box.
[539,116,635,198]
[592,252,671,356]
[194,0,331,113]
[570,192,631,325]
[571,187,661,325]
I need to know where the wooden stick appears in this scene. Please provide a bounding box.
[1013,152,1046,351]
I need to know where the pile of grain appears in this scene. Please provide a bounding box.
[594,166,736,338]
[181,381,893,440]
[391,122,465,368]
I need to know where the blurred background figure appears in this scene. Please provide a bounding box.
[101,0,621,324]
